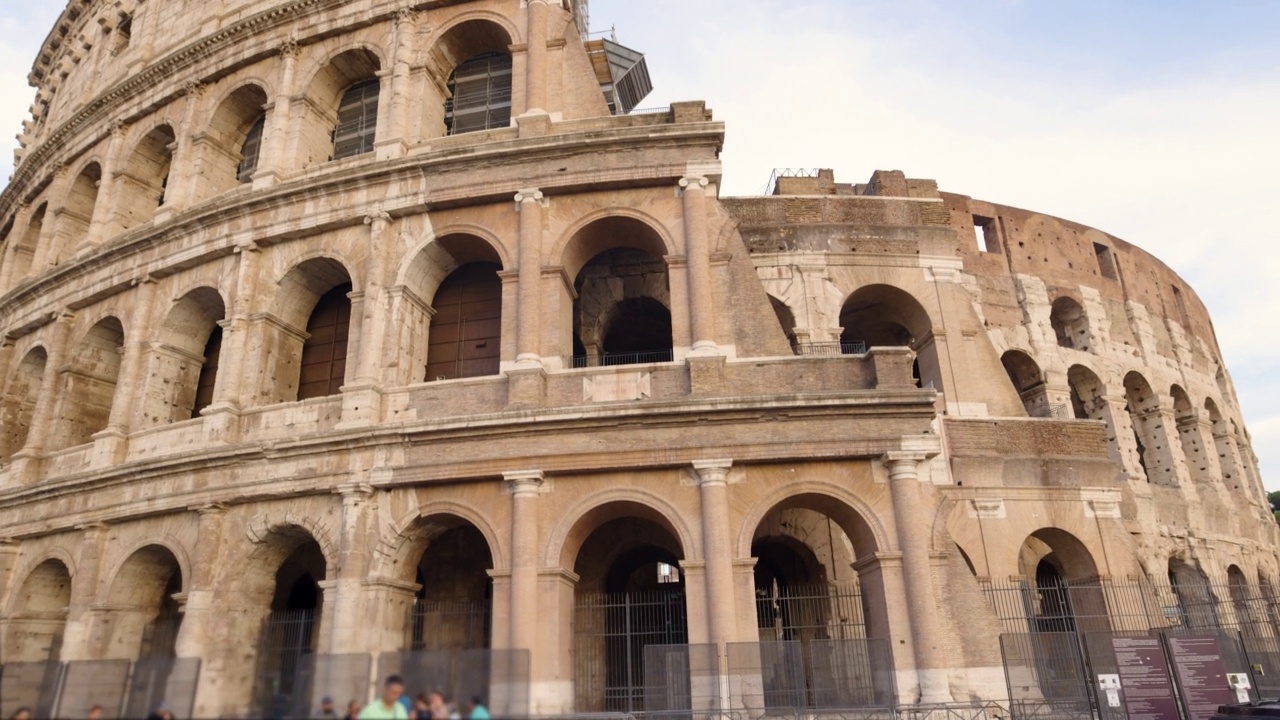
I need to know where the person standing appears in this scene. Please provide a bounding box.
[314,695,340,719]
[358,675,409,720]
[465,697,489,720]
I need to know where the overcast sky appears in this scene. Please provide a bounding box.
[1,1,1277,487]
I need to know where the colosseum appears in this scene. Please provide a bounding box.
[0,1,1276,718]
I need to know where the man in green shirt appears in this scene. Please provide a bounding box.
[358,675,409,720]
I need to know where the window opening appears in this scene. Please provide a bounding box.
[237,115,266,183]
[445,53,513,135]
[1171,285,1190,328]
[191,325,223,417]
[1093,243,1118,280]
[332,79,379,160]
[973,215,998,253]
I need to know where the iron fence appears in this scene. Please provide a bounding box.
[791,341,869,357]
[408,597,492,652]
[253,607,318,715]
[0,661,62,719]
[570,350,676,368]
[378,649,530,718]
[0,658,201,720]
[575,588,690,714]
[725,638,895,714]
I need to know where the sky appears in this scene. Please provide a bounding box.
[0,1,1277,486]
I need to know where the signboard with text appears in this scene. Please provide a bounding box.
[1111,636,1180,720]
[1166,634,1235,720]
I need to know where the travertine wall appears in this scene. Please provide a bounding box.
[0,0,1275,716]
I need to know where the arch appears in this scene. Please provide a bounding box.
[400,229,510,297]
[142,287,228,425]
[0,346,48,460]
[838,284,937,388]
[116,123,177,231]
[298,47,384,165]
[1168,558,1219,629]
[382,501,508,574]
[1067,364,1106,420]
[1015,528,1111,637]
[1001,349,1048,417]
[1016,528,1100,583]
[425,262,503,381]
[737,482,890,562]
[101,544,185,659]
[424,17,518,137]
[547,491,697,571]
[52,160,101,263]
[49,316,126,451]
[197,82,270,197]
[265,257,355,403]
[10,203,46,282]
[5,557,72,663]
[767,294,798,349]
[237,523,334,609]
[394,514,498,651]
[1123,371,1170,484]
[1170,384,1205,482]
[557,212,676,281]
[1050,296,1090,351]
[1205,397,1243,487]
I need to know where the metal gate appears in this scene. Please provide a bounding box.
[253,607,317,714]
[574,587,689,713]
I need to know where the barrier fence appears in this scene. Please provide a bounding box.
[0,657,200,720]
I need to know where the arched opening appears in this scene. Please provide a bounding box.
[0,347,47,460]
[100,545,184,660]
[1049,297,1090,351]
[4,559,72,663]
[1001,350,1050,418]
[571,505,687,714]
[198,84,269,197]
[299,49,382,165]
[567,219,673,367]
[425,263,502,382]
[747,493,888,711]
[1170,385,1204,483]
[1016,529,1107,633]
[0,215,12,281]
[251,531,328,715]
[267,258,354,404]
[1227,566,1261,638]
[1124,372,1170,485]
[839,285,935,388]
[1205,398,1243,489]
[446,52,513,135]
[407,519,495,651]
[10,203,46,282]
[425,20,514,137]
[768,295,798,350]
[50,317,125,451]
[141,288,226,427]
[116,124,176,231]
[54,162,101,263]
[1167,559,1219,630]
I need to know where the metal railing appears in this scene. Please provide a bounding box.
[791,341,869,357]
[570,350,675,368]
[0,658,201,720]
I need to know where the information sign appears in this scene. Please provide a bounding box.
[1111,636,1180,720]
[1166,635,1235,720]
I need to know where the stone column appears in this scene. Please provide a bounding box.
[524,0,551,115]
[86,120,129,248]
[693,460,737,647]
[505,470,544,652]
[680,176,718,354]
[514,190,545,365]
[10,312,74,482]
[156,82,204,216]
[30,166,70,272]
[376,9,418,159]
[884,453,953,704]
[326,483,374,654]
[253,40,301,187]
[91,275,158,467]
[340,213,395,427]
[174,505,226,659]
[59,523,111,662]
[202,242,261,442]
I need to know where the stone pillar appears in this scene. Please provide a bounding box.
[91,276,158,467]
[376,9,418,159]
[156,82,204,216]
[60,523,111,662]
[0,539,19,612]
[340,213,395,427]
[30,166,70,272]
[174,505,226,660]
[202,242,260,442]
[85,120,129,249]
[10,312,74,482]
[253,40,301,188]
[524,0,551,115]
[326,483,374,654]
[505,470,544,652]
[884,453,953,704]
[514,190,545,365]
[693,460,737,647]
[680,176,718,354]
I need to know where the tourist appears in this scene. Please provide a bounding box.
[343,699,361,720]
[358,675,408,720]
[427,691,449,720]
[314,695,339,719]
[411,693,431,719]
[466,696,489,720]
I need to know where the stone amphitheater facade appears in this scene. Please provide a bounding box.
[0,0,1276,717]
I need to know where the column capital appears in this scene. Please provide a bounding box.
[679,176,710,190]
[882,452,928,480]
[336,482,374,499]
[514,188,545,206]
[280,37,302,58]
[692,459,733,485]
[504,469,546,495]
[393,7,419,25]
[189,502,228,516]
